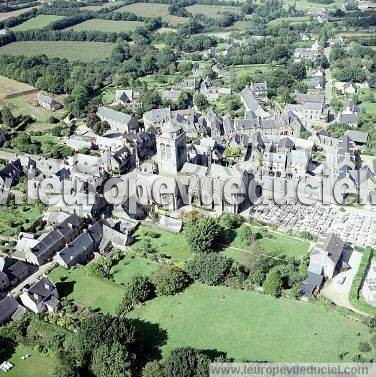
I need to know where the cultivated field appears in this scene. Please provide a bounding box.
[224,225,310,260]
[79,1,122,11]
[10,15,64,31]
[128,283,367,361]
[186,4,242,19]
[117,3,188,25]
[69,19,145,33]
[0,75,36,99]
[0,41,114,62]
[0,6,38,21]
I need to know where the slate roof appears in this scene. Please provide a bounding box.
[97,106,133,125]
[344,130,368,144]
[0,296,21,324]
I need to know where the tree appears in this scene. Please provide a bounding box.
[91,342,133,377]
[165,347,210,377]
[65,84,90,118]
[142,361,165,377]
[218,213,243,230]
[67,314,135,366]
[194,93,209,112]
[1,107,15,128]
[186,253,231,285]
[184,217,219,253]
[150,264,189,296]
[140,89,162,112]
[117,275,154,315]
[263,268,283,297]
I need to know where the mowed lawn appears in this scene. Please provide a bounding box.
[70,19,145,33]
[10,15,64,31]
[186,4,241,19]
[127,283,367,362]
[4,345,57,377]
[361,101,376,115]
[224,225,310,260]
[0,41,114,62]
[49,266,124,314]
[118,3,188,25]
[0,75,36,99]
[111,255,159,285]
[131,225,192,262]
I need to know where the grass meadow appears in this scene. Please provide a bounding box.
[10,15,64,31]
[0,41,114,62]
[69,19,145,33]
[127,283,367,361]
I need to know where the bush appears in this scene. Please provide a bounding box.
[142,361,165,377]
[218,213,243,230]
[150,264,189,296]
[263,268,283,297]
[349,248,374,315]
[117,275,154,315]
[186,253,231,285]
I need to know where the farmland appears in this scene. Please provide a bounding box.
[117,2,189,25]
[0,6,38,21]
[186,4,241,19]
[281,0,343,12]
[128,283,367,361]
[69,19,145,33]
[0,41,114,62]
[10,15,64,31]
[0,75,36,99]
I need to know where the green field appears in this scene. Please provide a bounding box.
[111,255,159,285]
[0,75,36,99]
[131,225,192,262]
[10,15,64,31]
[281,0,343,11]
[0,41,114,62]
[361,101,376,114]
[224,225,310,260]
[186,4,241,19]
[3,345,57,377]
[79,1,121,11]
[269,16,312,26]
[118,3,188,25]
[128,283,366,361]
[0,92,64,122]
[0,6,38,21]
[0,203,43,237]
[70,19,145,33]
[49,266,124,314]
